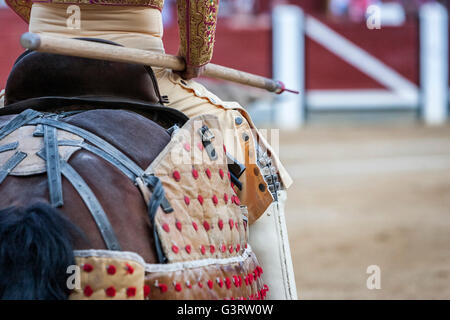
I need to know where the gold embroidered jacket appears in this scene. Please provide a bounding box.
[6,0,219,67]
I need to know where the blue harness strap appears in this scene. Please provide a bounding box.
[0,109,173,259]
[0,141,19,153]
[58,140,135,181]
[29,117,143,177]
[143,174,169,263]
[59,160,122,251]
[0,109,41,140]
[0,151,27,184]
[44,124,64,207]
[37,149,121,251]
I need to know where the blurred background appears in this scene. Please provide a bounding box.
[1,0,449,299]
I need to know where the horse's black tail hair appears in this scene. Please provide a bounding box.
[0,203,79,300]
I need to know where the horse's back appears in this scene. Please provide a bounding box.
[0,108,172,262]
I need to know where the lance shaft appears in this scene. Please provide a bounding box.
[20,32,298,94]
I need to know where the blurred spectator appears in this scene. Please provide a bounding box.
[329,0,351,17]
[327,0,380,21]
[326,0,447,21]
[162,0,175,27]
[349,0,379,22]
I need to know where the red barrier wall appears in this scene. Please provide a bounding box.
[0,7,420,91]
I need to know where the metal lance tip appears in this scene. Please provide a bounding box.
[275,81,300,95]
[20,32,41,51]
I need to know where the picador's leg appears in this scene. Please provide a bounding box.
[249,190,298,300]
[156,69,298,299]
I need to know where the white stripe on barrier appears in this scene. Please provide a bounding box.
[273,5,305,129]
[306,89,418,110]
[305,15,419,99]
[420,3,449,125]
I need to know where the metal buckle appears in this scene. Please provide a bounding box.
[198,125,215,142]
[198,125,218,161]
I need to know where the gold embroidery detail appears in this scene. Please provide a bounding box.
[5,0,32,22]
[177,0,219,67]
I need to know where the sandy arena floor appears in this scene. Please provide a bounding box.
[279,124,450,299]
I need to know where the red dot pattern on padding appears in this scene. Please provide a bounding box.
[105,286,116,297]
[107,265,116,275]
[83,264,93,272]
[143,285,151,297]
[225,277,232,289]
[125,263,134,274]
[212,195,218,206]
[173,171,181,181]
[159,283,168,293]
[126,287,136,297]
[139,265,267,299]
[84,285,93,297]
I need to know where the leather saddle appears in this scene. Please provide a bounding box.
[1,38,188,128]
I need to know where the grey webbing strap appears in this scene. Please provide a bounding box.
[0,141,19,153]
[144,174,168,263]
[144,174,174,214]
[37,150,121,251]
[0,151,27,184]
[59,160,121,251]
[33,124,44,137]
[0,109,41,140]
[58,140,135,181]
[29,118,143,177]
[31,118,173,213]
[44,125,64,207]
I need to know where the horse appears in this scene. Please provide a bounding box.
[0,42,267,301]
[0,45,188,299]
